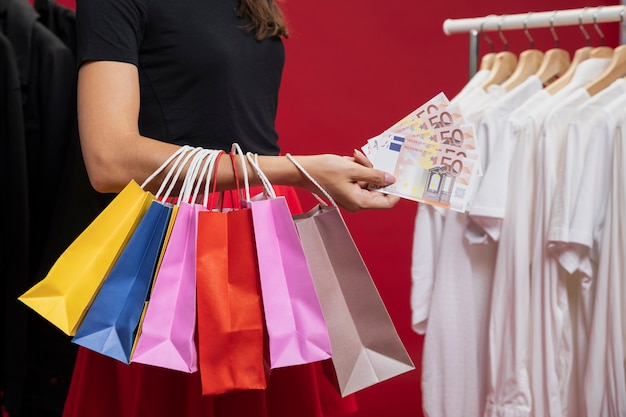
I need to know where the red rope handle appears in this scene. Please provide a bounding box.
[208,151,224,210]
[229,152,241,209]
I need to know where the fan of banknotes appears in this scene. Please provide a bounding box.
[362,92,481,213]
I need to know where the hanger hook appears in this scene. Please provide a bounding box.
[523,12,535,49]
[498,14,509,51]
[578,7,591,47]
[480,20,495,53]
[550,10,560,48]
[593,6,606,46]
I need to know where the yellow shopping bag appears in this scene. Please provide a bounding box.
[19,180,153,336]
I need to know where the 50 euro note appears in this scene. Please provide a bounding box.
[433,122,483,176]
[370,130,479,212]
[388,92,450,135]
[363,92,449,162]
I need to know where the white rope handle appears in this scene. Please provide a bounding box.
[245,152,276,199]
[158,146,204,201]
[175,149,203,202]
[191,150,219,204]
[179,149,212,204]
[189,150,216,203]
[141,145,192,191]
[285,153,336,207]
[230,143,251,202]
[202,150,225,208]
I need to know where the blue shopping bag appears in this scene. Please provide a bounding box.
[72,200,173,363]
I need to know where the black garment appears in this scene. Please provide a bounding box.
[1,0,93,415]
[76,0,285,155]
[34,0,77,56]
[0,28,30,417]
[3,0,76,282]
[30,0,109,283]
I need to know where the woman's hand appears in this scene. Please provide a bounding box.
[294,152,400,212]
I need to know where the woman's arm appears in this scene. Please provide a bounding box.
[78,60,399,211]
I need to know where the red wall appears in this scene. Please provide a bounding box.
[276,1,620,416]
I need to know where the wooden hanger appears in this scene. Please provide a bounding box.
[482,16,518,90]
[545,46,592,95]
[545,8,605,96]
[586,44,626,96]
[535,48,570,86]
[500,49,544,91]
[500,15,546,92]
[590,46,613,58]
[588,7,614,59]
[480,52,496,70]
[481,51,518,90]
[478,22,497,71]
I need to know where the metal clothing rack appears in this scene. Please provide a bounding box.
[442,4,626,79]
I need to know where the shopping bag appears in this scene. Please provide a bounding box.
[195,151,267,395]
[286,154,415,397]
[243,151,331,368]
[71,199,172,362]
[132,149,222,372]
[18,180,153,336]
[18,145,194,337]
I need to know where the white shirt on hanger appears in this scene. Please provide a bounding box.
[545,79,626,417]
[579,93,626,417]
[453,69,491,103]
[482,57,611,417]
[529,86,593,417]
[548,78,626,272]
[468,75,542,241]
[410,202,445,334]
[419,79,502,417]
[482,88,554,417]
[411,75,501,335]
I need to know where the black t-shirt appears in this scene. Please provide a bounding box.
[76,0,284,155]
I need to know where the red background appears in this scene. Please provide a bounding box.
[275,1,620,416]
[51,0,622,415]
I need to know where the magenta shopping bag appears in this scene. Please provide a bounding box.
[132,149,220,372]
[243,150,332,368]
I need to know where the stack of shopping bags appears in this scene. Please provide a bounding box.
[18,144,414,397]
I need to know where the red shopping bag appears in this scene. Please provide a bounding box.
[195,152,267,395]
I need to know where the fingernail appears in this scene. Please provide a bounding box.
[354,148,366,157]
[384,173,396,184]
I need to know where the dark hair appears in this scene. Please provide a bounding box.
[237,0,289,40]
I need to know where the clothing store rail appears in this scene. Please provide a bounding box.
[442,5,626,78]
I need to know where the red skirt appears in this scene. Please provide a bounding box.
[62,186,358,417]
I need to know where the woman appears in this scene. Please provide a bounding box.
[64,0,398,416]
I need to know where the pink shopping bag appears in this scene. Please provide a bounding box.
[132,149,221,372]
[243,150,332,368]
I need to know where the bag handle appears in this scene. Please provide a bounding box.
[245,152,276,199]
[141,145,192,192]
[204,150,226,209]
[178,149,214,204]
[191,150,220,204]
[230,143,251,202]
[285,153,336,207]
[158,146,204,202]
[228,152,241,208]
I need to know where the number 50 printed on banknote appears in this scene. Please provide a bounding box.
[363,92,481,212]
